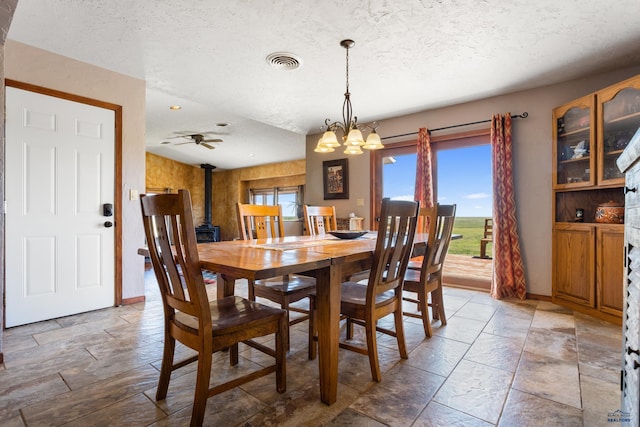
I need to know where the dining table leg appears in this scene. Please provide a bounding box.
[216,272,239,363]
[216,273,237,300]
[315,263,342,405]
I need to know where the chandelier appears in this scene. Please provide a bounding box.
[314,39,383,155]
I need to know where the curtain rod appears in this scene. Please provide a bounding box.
[380,112,529,140]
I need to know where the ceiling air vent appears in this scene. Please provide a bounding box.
[266,52,302,70]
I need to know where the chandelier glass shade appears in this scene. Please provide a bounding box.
[314,39,383,154]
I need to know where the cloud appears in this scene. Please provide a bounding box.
[391,194,415,201]
[465,192,491,200]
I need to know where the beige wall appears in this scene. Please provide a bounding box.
[306,66,640,297]
[5,40,147,300]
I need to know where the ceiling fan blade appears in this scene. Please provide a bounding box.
[202,138,223,143]
[175,141,192,146]
[172,130,217,136]
[201,143,216,150]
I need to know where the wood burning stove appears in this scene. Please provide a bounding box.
[195,163,220,243]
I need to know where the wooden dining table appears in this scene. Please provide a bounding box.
[155,231,428,405]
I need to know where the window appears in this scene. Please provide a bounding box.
[250,185,304,221]
[371,130,493,289]
[434,141,492,219]
[371,130,490,221]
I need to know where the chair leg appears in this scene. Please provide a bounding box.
[418,288,433,338]
[229,343,239,366]
[308,296,317,360]
[365,316,381,382]
[434,284,447,326]
[393,304,408,359]
[430,291,439,321]
[156,334,176,400]
[280,298,291,352]
[276,315,287,393]
[346,318,354,340]
[480,240,488,258]
[191,351,212,427]
[248,279,256,301]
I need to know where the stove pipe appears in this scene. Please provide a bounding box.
[200,163,216,226]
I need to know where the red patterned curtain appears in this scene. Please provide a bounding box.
[491,113,527,300]
[414,128,434,208]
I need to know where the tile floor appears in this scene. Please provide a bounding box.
[0,271,623,426]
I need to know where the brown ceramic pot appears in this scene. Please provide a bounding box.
[595,201,624,224]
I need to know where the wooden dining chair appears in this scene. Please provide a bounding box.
[236,202,316,351]
[236,202,285,240]
[407,206,437,271]
[309,198,419,382]
[141,191,286,426]
[303,204,337,236]
[403,204,457,338]
[479,217,493,258]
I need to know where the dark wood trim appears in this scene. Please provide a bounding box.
[5,79,124,306]
[0,352,3,364]
[122,295,145,305]
[526,293,552,301]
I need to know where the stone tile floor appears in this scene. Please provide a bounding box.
[0,271,622,426]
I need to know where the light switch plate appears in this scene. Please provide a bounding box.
[356,198,365,206]
[130,189,139,201]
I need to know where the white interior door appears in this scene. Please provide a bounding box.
[5,86,115,327]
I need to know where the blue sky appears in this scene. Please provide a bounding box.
[383,144,492,217]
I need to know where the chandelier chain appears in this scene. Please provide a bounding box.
[342,43,354,130]
[345,44,350,95]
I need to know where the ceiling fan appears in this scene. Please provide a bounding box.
[161,133,223,150]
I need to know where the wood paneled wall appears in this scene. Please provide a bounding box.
[145,154,306,241]
[145,153,206,225]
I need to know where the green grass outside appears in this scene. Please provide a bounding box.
[448,217,492,256]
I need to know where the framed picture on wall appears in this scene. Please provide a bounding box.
[323,158,349,200]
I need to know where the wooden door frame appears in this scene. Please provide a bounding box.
[4,79,124,308]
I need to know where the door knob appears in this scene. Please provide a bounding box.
[104,221,113,228]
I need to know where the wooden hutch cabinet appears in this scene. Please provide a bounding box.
[552,74,640,324]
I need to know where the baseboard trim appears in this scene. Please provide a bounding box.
[122,295,145,305]
[526,293,552,301]
[443,274,491,290]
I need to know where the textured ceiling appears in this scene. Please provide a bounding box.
[7,0,640,169]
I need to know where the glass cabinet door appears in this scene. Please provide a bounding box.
[553,94,596,189]
[599,79,640,186]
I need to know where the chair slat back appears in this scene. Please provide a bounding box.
[484,218,493,239]
[303,205,337,236]
[237,203,285,240]
[422,204,457,276]
[140,190,210,326]
[368,198,419,299]
[417,205,437,235]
